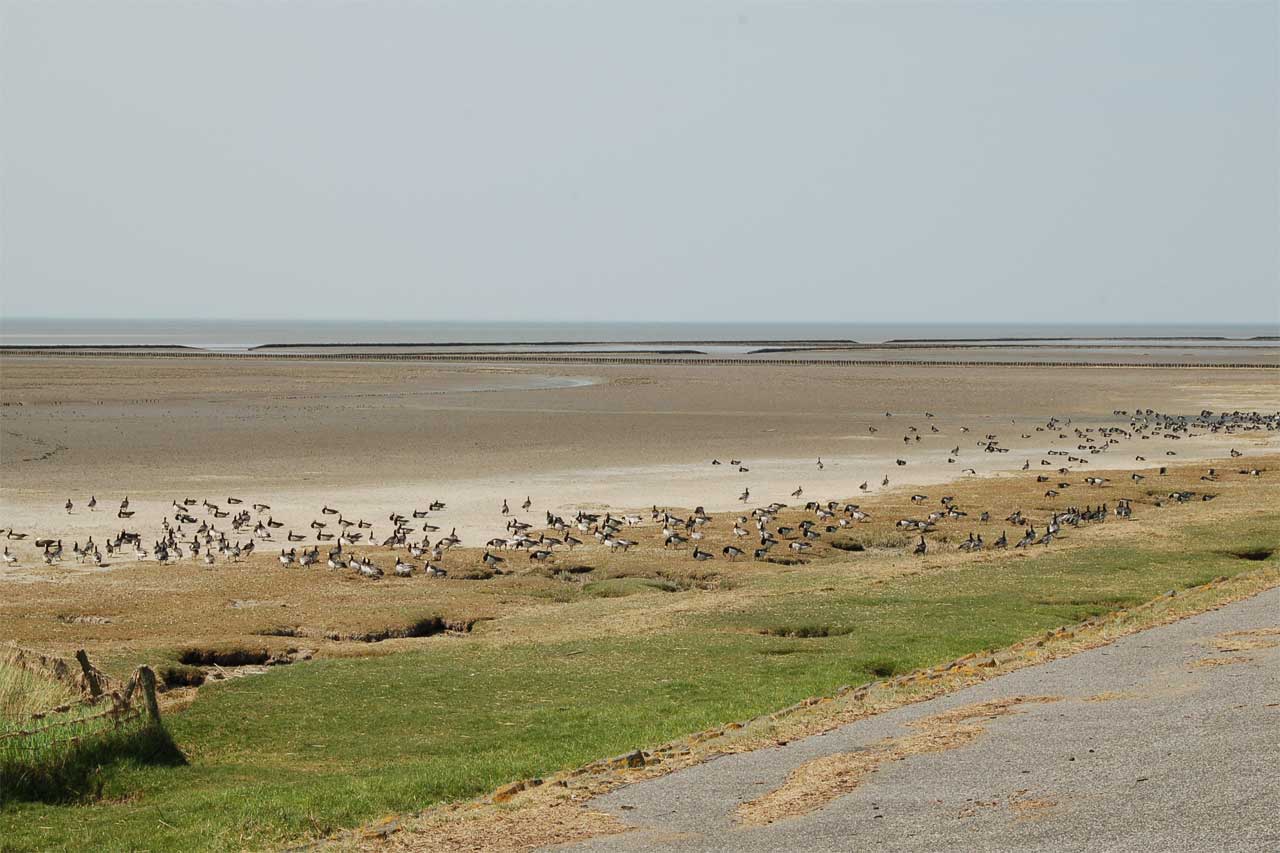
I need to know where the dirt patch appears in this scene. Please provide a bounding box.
[830,539,866,553]
[55,614,113,625]
[158,664,207,688]
[736,695,1061,826]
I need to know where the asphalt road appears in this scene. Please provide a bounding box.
[552,586,1280,853]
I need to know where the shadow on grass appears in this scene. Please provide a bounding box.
[0,723,185,805]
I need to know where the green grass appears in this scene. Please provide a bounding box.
[2,516,1276,851]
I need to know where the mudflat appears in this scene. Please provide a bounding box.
[3,354,1277,548]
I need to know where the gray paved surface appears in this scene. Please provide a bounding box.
[552,587,1280,853]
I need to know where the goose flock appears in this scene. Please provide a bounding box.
[3,407,1275,576]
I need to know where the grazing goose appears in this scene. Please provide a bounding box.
[692,546,714,561]
[482,550,505,571]
[722,545,744,560]
[227,496,243,505]
[2,547,16,565]
[913,536,926,556]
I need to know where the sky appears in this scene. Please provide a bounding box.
[1,1,1277,326]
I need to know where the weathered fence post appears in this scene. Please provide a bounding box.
[75,648,103,698]
[136,666,162,724]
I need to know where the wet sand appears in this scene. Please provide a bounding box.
[1,354,1278,553]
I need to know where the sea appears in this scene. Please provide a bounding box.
[0,318,1276,350]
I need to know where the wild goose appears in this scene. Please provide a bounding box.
[88,496,97,511]
[227,496,243,504]
[254,503,271,512]
[692,546,714,561]
[65,499,73,514]
[913,536,926,556]
[394,559,415,577]
[287,530,306,542]
[482,550,505,570]
[2,547,16,565]
[722,545,744,560]
[522,496,532,511]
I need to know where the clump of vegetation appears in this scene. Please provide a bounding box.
[759,624,854,639]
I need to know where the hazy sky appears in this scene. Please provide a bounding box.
[2,1,1277,325]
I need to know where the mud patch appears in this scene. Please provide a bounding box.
[736,695,1061,826]
[830,539,866,553]
[179,646,271,667]
[324,616,481,643]
[1224,548,1274,562]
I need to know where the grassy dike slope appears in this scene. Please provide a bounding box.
[2,512,1276,851]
